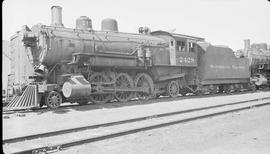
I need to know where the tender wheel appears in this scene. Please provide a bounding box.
[249,83,257,91]
[45,91,62,109]
[134,73,154,101]
[196,90,204,96]
[233,84,241,92]
[88,72,112,104]
[167,80,179,98]
[155,93,162,98]
[179,88,188,96]
[77,99,89,105]
[224,85,232,94]
[195,85,204,96]
[114,73,134,103]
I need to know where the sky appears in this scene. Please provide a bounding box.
[2,0,270,50]
[1,0,270,91]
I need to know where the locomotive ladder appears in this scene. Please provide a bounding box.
[3,84,40,111]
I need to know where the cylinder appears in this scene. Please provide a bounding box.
[62,75,91,98]
[76,16,92,30]
[62,82,91,98]
[101,18,118,32]
[51,5,64,27]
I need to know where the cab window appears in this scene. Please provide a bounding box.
[176,41,186,52]
[189,42,195,52]
[170,40,174,46]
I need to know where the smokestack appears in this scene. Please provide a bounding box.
[244,39,250,56]
[51,6,64,27]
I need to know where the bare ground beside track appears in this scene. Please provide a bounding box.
[3,91,270,140]
[58,105,270,154]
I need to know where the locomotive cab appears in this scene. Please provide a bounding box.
[173,36,200,67]
[149,31,206,95]
[151,31,204,67]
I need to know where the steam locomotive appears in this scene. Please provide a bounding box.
[5,6,264,110]
[240,40,270,88]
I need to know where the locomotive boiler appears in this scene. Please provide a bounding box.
[7,6,177,109]
[4,6,255,110]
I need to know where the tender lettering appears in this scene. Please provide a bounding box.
[210,64,246,70]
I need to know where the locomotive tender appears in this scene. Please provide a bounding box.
[5,6,253,110]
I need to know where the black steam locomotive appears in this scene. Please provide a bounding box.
[5,6,264,110]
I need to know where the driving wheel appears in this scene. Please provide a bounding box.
[88,72,112,104]
[114,73,134,103]
[134,73,154,101]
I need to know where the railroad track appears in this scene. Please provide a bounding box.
[2,89,264,115]
[3,96,270,154]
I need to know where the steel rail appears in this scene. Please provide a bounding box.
[3,97,269,147]
[3,96,269,144]
[7,100,270,154]
[2,90,263,114]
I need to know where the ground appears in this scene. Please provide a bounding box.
[3,92,270,139]
[58,105,270,154]
[3,92,270,153]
